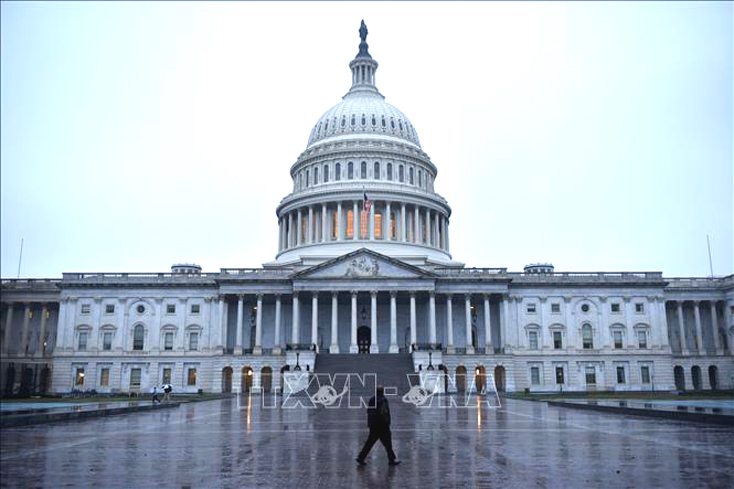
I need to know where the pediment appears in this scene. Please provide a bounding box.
[295,249,434,280]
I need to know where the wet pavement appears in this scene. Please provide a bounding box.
[2,396,734,488]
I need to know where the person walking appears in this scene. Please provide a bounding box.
[356,386,400,466]
[151,385,161,404]
[162,383,173,402]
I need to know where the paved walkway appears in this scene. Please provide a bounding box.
[2,396,733,488]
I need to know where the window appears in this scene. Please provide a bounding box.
[313,167,318,184]
[28,311,34,319]
[351,114,355,126]
[191,304,200,314]
[162,368,172,385]
[371,115,376,126]
[323,165,329,183]
[335,163,341,181]
[78,332,88,351]
[581,304,590,313]
[551,303,560,314]
[75,368,85,387]
[105,304,115,314]
[616,366,626,384]
[399,165,404,182]
[81,304,91,314]
[553,331,563,349]
[640,365,651,384]
[555,367,565,385]
[189,332,199,351]
[166,304,176,314]
[187,368,197,386]
[341,116,346,127]
[374,162,380,179]
[361,161,367,179]
[637,330,648,349]
[305,170,309,187]
[409,167,414,184]
[582,324,593,349]
[133,325,144,351]
[164,332,174,351]
[635,303,644,313]
[346,210,354,239]
[529,331,539,350]
[530,367,540,385]
[526,303,536,314]
[361,114,366,125]
[611,303,620,313]
[348,162,353,179]
[137,305,145,314]
[387,163,393,180]
[103,332,113,351]
[585,366,596,385]
[100,368,109,387]
[418,170,422,187]
[130,368,141,389]
[613,331,623,349]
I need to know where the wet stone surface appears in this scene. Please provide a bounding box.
[2,396,734,488]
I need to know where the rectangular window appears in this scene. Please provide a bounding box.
[390,212,396,239]
[166,304,176,314]
[360,211,368,239]
[103,332,113,351]
[635,303,644,313]
[130,368,141,389]
[526,303,536,314]
[187,368,197,386]
[346,210,354,238]
[637,330,648,349]
[100,368,110,387]
[81,304,90,314]
[555,366,565,385]
[375,213,382,239]
[164,332,174,351]
[78,332,88,351]
[530,366,540,385]
[551,303,560,313]
[640,366,651,384]
[105,304,115,314]
[529,331,538,350]
[611,303,620,313]
[75,368,85,387]
[162,368,172,385]
[585,366,596,385]
[189,332,199,351]
[190,304,200,314]
[616,366,626,384]
[614,331,623,349]
[553,331,562,349]
[332,212,339,240]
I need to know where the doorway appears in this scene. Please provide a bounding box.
[357,326,371,354]
[494,365,506,392]
[222,367,233,393]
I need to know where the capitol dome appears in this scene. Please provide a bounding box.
[268,21,459,269]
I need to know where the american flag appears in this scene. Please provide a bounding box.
[363,192,372,213]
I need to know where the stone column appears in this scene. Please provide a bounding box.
[273,294,282,355]
[445,217,450,252]
[657,298,670,349]
[350,291,358,353]
[426,208,431,246]
[308,206,314,244]
[235,295,244,354]
[36,303,48,357]
[484,295,492,352]
[385,201,391,240]
[434,212,440,248]
[337,202,343,241]
[353,201,359,240]
[322,203,328,242]
[446,295,454,353]
[370,291,378,353]
[389,291,398,353]
[330,292,339,353]
[465,295,474,354]
[2,303,14,354]
[503,295,511,351]
[409,292,417,348]
[693,300,704,354]
[710,301,722,355]
[725,301,734,355]
[369,201,375,240]
[292,293,300,346]
[65,298,77,352]
[20,303,31,356]
[676,301,688,355]
[413,205,420,244]
[311,293,319,351]
[254,294,263,355]
[289,211,295,247]
[401,203,407,242]
[428,292,437,346]
[56,299,69,351]
[297,209,303,246]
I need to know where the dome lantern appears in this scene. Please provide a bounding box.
[347,20,381,98]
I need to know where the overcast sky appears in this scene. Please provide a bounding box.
[1,1,731,278]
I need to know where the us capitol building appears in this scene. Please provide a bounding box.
[2,23,733,397]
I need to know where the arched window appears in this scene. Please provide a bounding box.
[323,165,329,183]
[324,120,328,133]
[133,325,144,351]
[348,162,353,179]
[305,169,310,187]
[399,120,404,132]
[409,167,414,185]
[418,170,422,187]
[351,115,356,126]
[371,115,376,126]
[582,324,593,349]
[361,114,366,125]
[387,163,393,180]
[361,161,367,179]
[299,172,303,190]
[374,162,380,180]
[335,163,341,181]
[313,167,318,185]
[381,116,386,128]
[341,116,346,128]
[399,165,404,182]
[391,119,395,130]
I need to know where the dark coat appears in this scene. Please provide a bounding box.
[367,394,391,429]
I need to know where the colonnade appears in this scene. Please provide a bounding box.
[669,300,730,355]
[2,302,52,357]
[277,200,449,253]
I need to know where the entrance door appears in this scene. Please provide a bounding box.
[494,366,506,392]
[357,326,371,354]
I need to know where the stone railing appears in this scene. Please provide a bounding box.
[278,180,450,207]
[1,278,62,290]
[434,267,507,276]
[665,275,733,288]
[61,273,218,284]
[507,271,665,283]
[219,268,292,277]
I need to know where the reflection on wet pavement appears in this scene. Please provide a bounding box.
[2,397,733,488]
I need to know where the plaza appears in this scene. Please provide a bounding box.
[2,396,734,488]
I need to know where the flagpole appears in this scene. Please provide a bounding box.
[706,234,714,277]
[17,238,24,279]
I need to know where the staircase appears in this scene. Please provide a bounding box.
[311,353,415,400]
